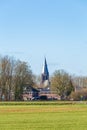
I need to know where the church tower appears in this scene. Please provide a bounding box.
[41,58,50,90]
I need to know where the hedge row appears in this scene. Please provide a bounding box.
[0,101,85,106]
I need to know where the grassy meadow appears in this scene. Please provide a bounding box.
[0,101,87,130]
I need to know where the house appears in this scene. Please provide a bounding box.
[22,85,39,101]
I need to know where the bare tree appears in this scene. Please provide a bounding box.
[72,76,87,91]
[14,60,34,100]
[51,70,74,100]
[0,56,15,100]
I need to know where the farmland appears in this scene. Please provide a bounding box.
[0,101,87,130]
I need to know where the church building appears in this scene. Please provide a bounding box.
[40,57,50,91]
[39,57,58,100]
[22,57,58,101]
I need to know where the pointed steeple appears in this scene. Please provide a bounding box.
[41,57,49,83]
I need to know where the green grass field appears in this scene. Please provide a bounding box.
[0,101,87,130]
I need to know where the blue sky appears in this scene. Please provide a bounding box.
[0,0,87,76]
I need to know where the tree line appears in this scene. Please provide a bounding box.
[0,56,34,101]
[0,55,87,101]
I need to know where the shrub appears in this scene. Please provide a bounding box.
[70,89,87,101]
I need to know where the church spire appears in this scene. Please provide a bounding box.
[41,57,49,83]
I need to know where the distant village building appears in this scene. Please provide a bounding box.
[23,85,39,100]
[40,57,50,91]
[39,58,58,100]
[23,57,58,101]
